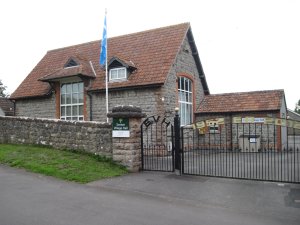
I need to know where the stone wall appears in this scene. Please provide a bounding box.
[0,116,112,156]
[15,94,56,119]
[90,87,163,122]
[161,37,206,120]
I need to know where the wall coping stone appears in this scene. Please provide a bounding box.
[0,116,111,128]
[107,105,146,118]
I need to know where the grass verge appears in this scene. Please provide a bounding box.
[0,144,127,183]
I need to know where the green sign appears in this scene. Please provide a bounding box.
[112,118,129,131]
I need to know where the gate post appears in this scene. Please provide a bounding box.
[107,105,146,172]
[174,107,181,175]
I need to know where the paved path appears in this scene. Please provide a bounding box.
[1,165,299,225]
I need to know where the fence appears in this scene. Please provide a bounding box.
[181,122,300,183]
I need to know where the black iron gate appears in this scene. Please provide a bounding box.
[141,114,300,183]
[181,118,300,183]
[141,115,174,172]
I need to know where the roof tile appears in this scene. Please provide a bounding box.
[197,90,284,113]
[11,23,190,99]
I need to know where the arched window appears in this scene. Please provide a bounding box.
[178,77,193,126]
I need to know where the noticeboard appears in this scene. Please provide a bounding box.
[112,118,130,137]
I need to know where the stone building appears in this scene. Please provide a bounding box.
[10,23,209,125]
[0,97,14,116]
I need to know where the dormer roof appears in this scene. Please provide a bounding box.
[39,56,95,82]
[108,56,137,72]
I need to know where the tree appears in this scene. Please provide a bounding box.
[0,79,9,97]
[295,99,300,114]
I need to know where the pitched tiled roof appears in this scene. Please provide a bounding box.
[11,23,205,99]
[196,90,285,114]
[0,97,14,116]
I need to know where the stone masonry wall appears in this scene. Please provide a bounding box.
[90,87,163,122]
[15,94,56,119]
[0,116,112,156]
[162,37,206,120]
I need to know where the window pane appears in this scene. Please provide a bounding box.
[72,93,78,104]
[78,93,83,103]
[180,78,184,90]
[66,94,71,104]
[79,117,84,121]
[119,68,125,78]
[72,83,78,93]
[178,91,182,101]
[72,106,78,116]
[61,106,65,117]
[72,117,78,121]
[181,103,186,125]
[66,106,71,116]
[61,94,66,104]
[185,92,189,102]
[79,105,83,116]
[188,93,192,103]
[61,84,66,94]
[185,79,189,91]
[78,83,83,92]
[66,117,71,120]
[111,70,117,79]
[66,84,72,93]
[187,104,192,125]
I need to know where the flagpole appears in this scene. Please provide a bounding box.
[105,9,109,123]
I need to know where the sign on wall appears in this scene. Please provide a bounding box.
[112,118,130,137]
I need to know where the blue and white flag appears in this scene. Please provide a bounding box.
[99,14,107,66]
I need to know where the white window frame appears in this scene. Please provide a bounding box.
[178,77,193,126]
[60,82,84,121]
[109,67,127,81]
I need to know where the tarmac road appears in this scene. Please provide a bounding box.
[0,164,299,225]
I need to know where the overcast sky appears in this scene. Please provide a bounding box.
[0,0,299,109]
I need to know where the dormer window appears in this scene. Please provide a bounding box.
[109,67,127,81]
[107,57,136,82]
[65,58,78,68]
